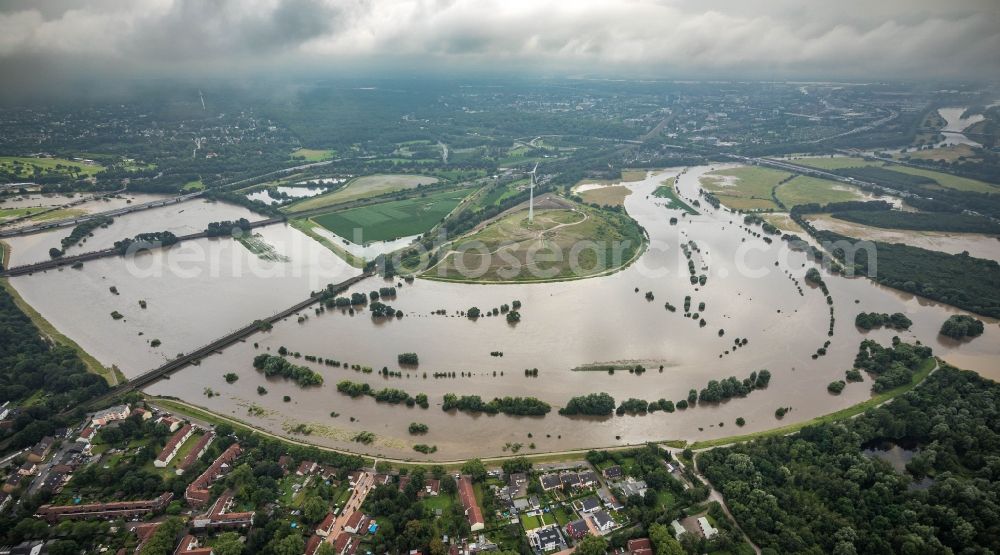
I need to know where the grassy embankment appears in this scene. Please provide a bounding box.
[0,278,123,385]
[689,357,937,450]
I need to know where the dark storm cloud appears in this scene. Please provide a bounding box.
[0,0,997,83]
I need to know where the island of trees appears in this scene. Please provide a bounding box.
[854,311,913,331]
[441,394,550,416]
[251,354,323,387]
[939,314,985,339]
[559,392,616,416]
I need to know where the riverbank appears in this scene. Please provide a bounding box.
[688,357,938,450]
[1,277,122,386]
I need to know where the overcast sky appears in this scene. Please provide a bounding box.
[1,0,998,89]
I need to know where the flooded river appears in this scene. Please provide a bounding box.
[3,198,262,266]
[111,167,997,460]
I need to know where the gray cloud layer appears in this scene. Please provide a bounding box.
[1,0,998,83]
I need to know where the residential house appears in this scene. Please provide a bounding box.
[35,493,173,522]
[670,520,686,540]
[574,497,601,514]
[316,512,337,537]
[154,424,194,467]
[458,475,485,531]
[560,472,581,489]
[27,436,55,463]
[176,433,214,475]
[343,511,369,535]
[590,510,615,533]
[697,517,718,539]
[530,527,561,551]
[332,532,359,555]
[296,461,318,476]
[155,415,182,432]
[602,465,623,480]
[627,538,653,555]
[539,474,561,491]
[174,534,213,555]
[617,478,647,498]
[577,470,599,488]
[92,404,130,426]
[565,520,590,540]
[305,535,323,555]
[192,492,254,530]
[185,443,242,507]
[424,478,440,497]
[76,426,96,445]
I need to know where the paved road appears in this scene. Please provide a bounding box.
[325,471,374,543]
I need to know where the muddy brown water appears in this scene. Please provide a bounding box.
[9,168,999,460]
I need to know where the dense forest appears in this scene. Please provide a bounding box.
[698,363,1000,554]
[0,286,108,448]
[814,229,1000,318]
[832,209,1000,234]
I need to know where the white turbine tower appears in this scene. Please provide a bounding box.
[528,162,538,222]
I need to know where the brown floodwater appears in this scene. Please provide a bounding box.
[806,214,1000,262]
[1,193,170,231]
[128,167,997,460]
[9,223,360,374]
[4,198,261,266]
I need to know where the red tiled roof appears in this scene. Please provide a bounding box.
[628,538,653,555]
[156,424,193,463]
[185,443,241,507]
[457,475,484,527]
[177,432,214,471]
[305,535,323,555]
[318,512,336,533]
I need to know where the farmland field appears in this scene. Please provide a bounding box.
[291,148,335,161]
[774,175,868,207]
[286,174,439,213]
[0,156,105,179]
[310,188,469,243]
[579,185,631,207]
[699,166,789,210]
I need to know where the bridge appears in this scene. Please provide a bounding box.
[0,217,286,277]
[75,270,374,411]
[0,191,204,238]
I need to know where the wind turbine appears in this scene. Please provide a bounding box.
[528,162,538,222]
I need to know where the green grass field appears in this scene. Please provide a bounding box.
[792,157,997,193]
[519,513,556,530]
[700,166,789,211]
[182,179,204,191]
[775,175,867,207]
[292,148,336,162]
[311,188,468,243]
[791,156,882,171]
[0,156,105,179]
[890,166,998,193]
[428,203,645,283]
[0,207,35,221]
[287,174,439,213]
[653,179,698,214]
[579,185,632,207]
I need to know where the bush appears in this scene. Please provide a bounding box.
[398,352,419,365]
[827,380,846,394]
[939,314,985,339]
[559,393,615,416]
